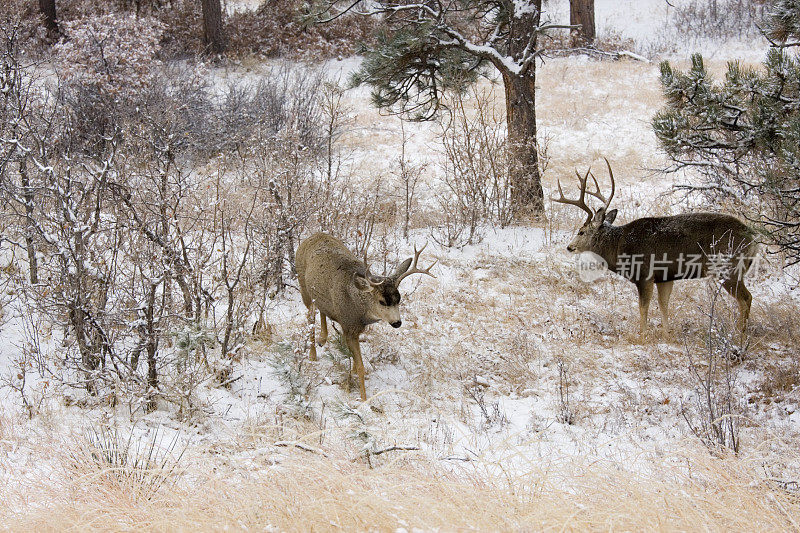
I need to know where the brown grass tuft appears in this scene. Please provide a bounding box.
[2,442,799,532]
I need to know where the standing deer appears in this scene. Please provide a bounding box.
[553,159,758,335]
[295,233,436,400]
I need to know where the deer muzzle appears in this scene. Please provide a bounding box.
[390,320,402,328]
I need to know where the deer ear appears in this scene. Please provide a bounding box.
[394,258,412,278]
[353,273,371,291]
[591,207,606,227]
[604,209,618,225]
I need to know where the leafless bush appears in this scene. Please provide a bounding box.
[431,87,517,247]
[0,24,360,416]
[556,357,575,425]
[669,0,767,42]
[394,119,426,240]
[465,380,509,430]
[680,283,746,454]
[54,14,164,99]
[0,306,50,418]
[0,0,377,60]
[226,1,378,60]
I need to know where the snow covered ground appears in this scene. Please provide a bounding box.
[2,2,799,530]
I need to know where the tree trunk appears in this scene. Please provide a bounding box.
[503,72,544,217]
[570,0,596,47]
[38,0,59,40]
[200,0,226,54]
[503,0,544,217]
[144,281,159,412]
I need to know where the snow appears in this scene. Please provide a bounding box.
[546,0,771,62]
[2,1,799,522]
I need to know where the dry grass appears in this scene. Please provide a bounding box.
[756,359,800,404]
[2,439,799,532]
[4,56,799,532]
[341,57,689,228]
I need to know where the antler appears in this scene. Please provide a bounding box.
[395,242,437,285]
[552,167,595,224]
[585,157,615,211]
[362,254,385,288]
[551,157,616,221]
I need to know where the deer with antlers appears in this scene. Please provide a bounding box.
[295,233,436,400]
[553,159,758,336]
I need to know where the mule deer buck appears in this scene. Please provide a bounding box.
[553,159,758,336]
[296,233,436,400]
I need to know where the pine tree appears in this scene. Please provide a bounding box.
[653,0,800,263]
[327,0,570,217]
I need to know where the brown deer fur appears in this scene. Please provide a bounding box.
[555,160,758,334]
[296,233,435,400]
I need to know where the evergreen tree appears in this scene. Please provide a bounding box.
[325,0,570,217]
[653,0,800,263]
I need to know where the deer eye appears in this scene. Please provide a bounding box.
[378,300,388,307]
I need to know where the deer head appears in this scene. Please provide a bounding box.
[354,242,437,328]
[552,157,617,253]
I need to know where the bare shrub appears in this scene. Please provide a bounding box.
[669,0,767,42]
[0,3,49,53]
[226,1,378,60]
[0,22,355,415]
[0,306,52,418]
[0,0,376,60]
[556,357,576,425]
[394,119,426,240]
[465,380,509,430]
[680,284,746,454]
[54,14,164,100]
[431,86,528,247]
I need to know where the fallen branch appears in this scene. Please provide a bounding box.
[617,50,650,62]
[440,455,473,462]
[550,47,650,63]
[274,441,328,457]
[370,445,420,457]
[219,374,243,388]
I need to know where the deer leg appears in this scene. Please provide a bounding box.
[307,302,317,361]
[723,278,752,333]
[656,281,674,330]
[344,334,367,401]
[318,311,329,347]
[636,279,654,336]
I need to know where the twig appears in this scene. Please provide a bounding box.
[549,47,650,63]
[440,455,473,462]
[370,445,420,456]
[219,374,243,388]
[274,441,328,457]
